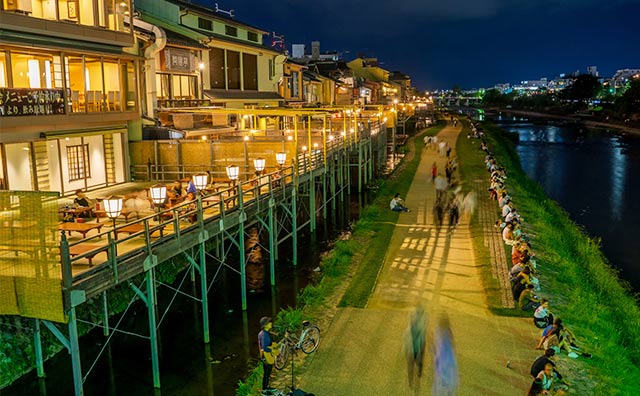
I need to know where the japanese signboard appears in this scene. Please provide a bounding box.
[0,88,66,117]
[164,48,195,72]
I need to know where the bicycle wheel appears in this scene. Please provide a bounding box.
[274,343,289,370]
[300,325,321,354]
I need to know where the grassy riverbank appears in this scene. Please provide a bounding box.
[458,120,640,395]
[236,121,445,395]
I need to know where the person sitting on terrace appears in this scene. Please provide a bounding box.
[186,176,198,196]
[533,299,554,329]
[73,190,93,218]
[390,193,410,212]
[74,190,93,208]
[519,284,541,311]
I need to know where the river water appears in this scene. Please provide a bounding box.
[2,194,367,396]
[494,116,640,293]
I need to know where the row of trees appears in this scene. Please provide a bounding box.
[482,74,640,121]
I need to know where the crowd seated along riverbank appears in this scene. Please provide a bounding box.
[470,121,593,395]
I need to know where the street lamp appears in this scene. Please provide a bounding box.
[104,195,123,240]
[253,158,266,174]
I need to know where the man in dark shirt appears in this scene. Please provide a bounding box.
[258,317,275,395]
[530,348,563,380]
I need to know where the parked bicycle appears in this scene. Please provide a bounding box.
[274,320,321,370]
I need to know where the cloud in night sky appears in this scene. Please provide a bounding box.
[196,0,640,89]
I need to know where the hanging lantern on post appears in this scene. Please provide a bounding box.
[192,173,208,191]
[275,152,287,167]
[226,165,239,183]
[253,158,266,174]
[104,195,123,240]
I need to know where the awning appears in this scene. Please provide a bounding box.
[204,90,283,101]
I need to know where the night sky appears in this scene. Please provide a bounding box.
[198,1,640,90]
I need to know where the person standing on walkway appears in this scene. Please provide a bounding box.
[434,173,448,202]
[433,315,459,396]
[258,317,276,394]
[404,304,427,392]
[431,162,438,183]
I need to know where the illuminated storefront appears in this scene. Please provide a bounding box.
[1,0,138,195]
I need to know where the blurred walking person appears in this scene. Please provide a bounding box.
[404,304,427,393]
[433,315,459,396]
[431,162,438,183]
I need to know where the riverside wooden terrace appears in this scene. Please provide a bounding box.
[2,105,399,396]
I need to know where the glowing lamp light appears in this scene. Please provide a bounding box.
[201,135,207,141]
[193,173,208,190]
[276,152,287,166]
[253,158,266,172]
[104,196,123,219]
[287,136,293,141]
[313,143,318,148]
[226,165,239,181]
[341,131,346,137]
[350,128,354,133]
[150,184,167,205]
[328,135,334,141]
[302,146,307,152]
[393,99,399,104]
[198,62,205,70]
[104,195,123,238]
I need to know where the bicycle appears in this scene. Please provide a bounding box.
[274,320,321,370]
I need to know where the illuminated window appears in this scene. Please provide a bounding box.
[0,52,6,87]
[84,57,104,111]
[65,55,85,112]
[9,52,55,89]
[67,144,90,181]
[225,25,237,37]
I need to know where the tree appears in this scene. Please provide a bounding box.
[562,74,601,103]
[617,79,640,116]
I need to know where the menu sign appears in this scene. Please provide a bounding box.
[0,88,66,117]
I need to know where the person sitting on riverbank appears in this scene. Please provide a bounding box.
[502,222,518,245]
[530,348,564,383]
[534,300,554,329]
[519,284,541,311]
[533,363,555,394]
[498,192,511,208]
[502,200,513,218]
[512,267,532,300]
[536,318,564,350]
[391,193,410,212]
[505,207,522,224]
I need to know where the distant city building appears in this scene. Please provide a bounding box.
[587,66,599,77]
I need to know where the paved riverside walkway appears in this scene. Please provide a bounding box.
[297,121,539,395]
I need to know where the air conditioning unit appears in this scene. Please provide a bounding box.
[4,0,33,14]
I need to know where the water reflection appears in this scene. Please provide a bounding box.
[498,120,640,292]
